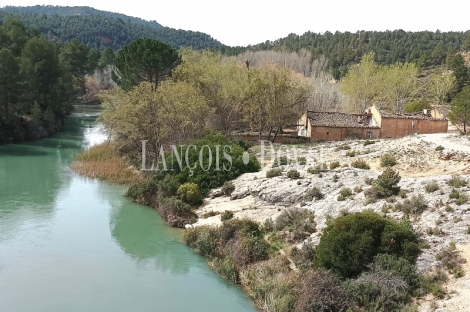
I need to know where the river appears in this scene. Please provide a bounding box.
[0,112,256,312]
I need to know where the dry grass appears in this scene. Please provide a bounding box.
[71,143,142,184]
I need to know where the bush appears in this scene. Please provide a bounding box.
[395,195,428,216]
[304,187,324,201]
[424,180,439,193]
[354,185,363,193]
[380,154,397,167]
[157,196,197,227]
[437,243,466,277]
[183,226,219,257]
[297,157,307,165]
[346,151,358,157]
[157,174,181,198]
[447,175,467,188]
[364,140,376,146]
[221,210,234,222]
[286,169,301,179]
[403,99,431,113]
[336,144,351,150]
[266,168,283,178]
[329,161,340,170]
[209,257,238,283]
[338,187,353,201]
[456,194,469,205]
[294,270,353,312]
[221,181,235,196]
[367,168,401,199]
[177,182,203,204]
[290,243,316,271]
[449,188,460,199]
[274,208,316,241]
[273,156,289,167]
[351,159,370,169]
[435,145,444,151]
[315,211,420,278]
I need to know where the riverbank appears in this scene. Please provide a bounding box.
[70,133,470,311]
[0,116,64,144]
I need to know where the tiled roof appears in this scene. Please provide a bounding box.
[380,111,446,120]
[307,111,377,128]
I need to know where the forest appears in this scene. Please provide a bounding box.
[0,18,102,143]
[0,6,224,51]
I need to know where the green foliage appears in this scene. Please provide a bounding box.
[221,181,235,196]
[177,182,203,205]
[380,154,397,167]
[367,168,401,199]
[274,208,316,240]
[266,168,283,178]
[112,38,181,90]
[425,180,439,193]
[403,100,431,113]
[447,175,467,187]
[286,169,300,179]
[0,7,223,51]
[315,211,420,278]
[346,150,358,157]
[435,145,444,151]
[209,257,238,284]
[220,210,234,222]
[304,187,324,201]
[290,244,316,272]
[338,187,353,201]
[272,156,289,167]
[395,195,428,216]
[437,243,466,277]
[329,161,340,170]
[363,139,376,146]
[351,159,370,169]
[449,86,470,132]
[449,188,461,199]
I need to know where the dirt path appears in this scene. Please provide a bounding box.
[420,133,470,153]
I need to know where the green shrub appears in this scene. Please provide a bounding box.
[424,180,439,193]
[338,187,353,201]
[366,168,401,200]
[435,145,444,151]
[286,169,300,179]
[177,182,203,204]
[364,140,376,146]
[403,100,431,113]
[354,185,363,193]
[202,210,219,218]
[261,218,274,233]
[329,161,340,170]
[290,244,316,271]
[346,151,358,157]
[304,187,324,201]
[449,188,460,199]
[315,211,420,278]
[351,159,370,169]
[447,175,467,188]
[221,210,234,222]
[183,226,219,257]
[395,195,428,216]
[456,194,469,205]
[380,154,397,167]
[209,257,238,283]
[364,177,374,185]
[157,174,181,197]
[297,157,307,165]
[157,196,197,227]
[266,168,283,178]
[274,208,316,240]
[221,181,235,196]
[273,156,289,167]
[336,144,351,150]
[437,243,466,278]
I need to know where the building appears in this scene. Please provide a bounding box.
[297,105,448,141]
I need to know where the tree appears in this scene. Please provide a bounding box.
[98,47,115,69]
[112,38,181,91]
[449,86,470,133]
[341,52,378,113]
[447,54,469,94]
[0,49,21,121]
[381,62,419,113]
[59,38,91,83]
[429,71,456,106]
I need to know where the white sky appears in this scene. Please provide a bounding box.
[3,1,470,46]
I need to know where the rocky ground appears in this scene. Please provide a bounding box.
[192,132,470,311]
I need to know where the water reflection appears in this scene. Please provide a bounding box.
[109,197,191,275]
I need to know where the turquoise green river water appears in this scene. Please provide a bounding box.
[0,112,256,312]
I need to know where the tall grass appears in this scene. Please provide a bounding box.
[72,143,141,184]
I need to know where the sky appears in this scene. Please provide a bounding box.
[3,1,470,46]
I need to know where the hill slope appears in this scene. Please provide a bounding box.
[0,6,224,50]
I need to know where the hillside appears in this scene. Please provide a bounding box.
[0,6,224,50]
[2,5,162,28]
[238,30,470,77]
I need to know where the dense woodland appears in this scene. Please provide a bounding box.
[0,18,102,142]
[0,6,224,50]
[226,30,470,78]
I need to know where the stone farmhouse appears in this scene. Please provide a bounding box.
[297,105,448,141]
